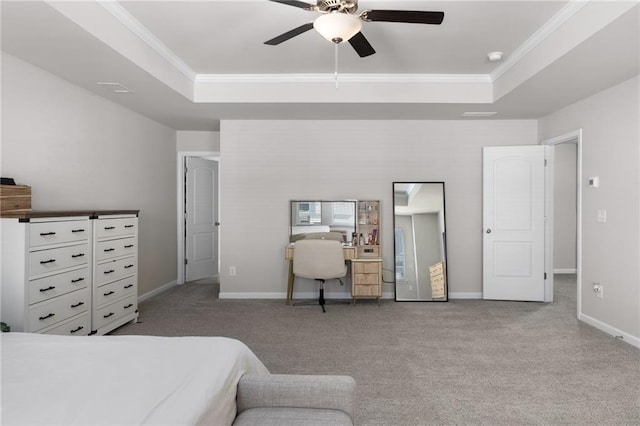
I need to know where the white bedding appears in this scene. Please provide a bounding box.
[1,333,269,425]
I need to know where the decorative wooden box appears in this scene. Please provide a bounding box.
[0,185,31,213]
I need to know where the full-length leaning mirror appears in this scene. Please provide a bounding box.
[393,182,448,301]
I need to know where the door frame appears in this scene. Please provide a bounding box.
[177,151,220,284]
[542,129,582,318]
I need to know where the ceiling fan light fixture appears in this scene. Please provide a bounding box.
[313,12,362,44]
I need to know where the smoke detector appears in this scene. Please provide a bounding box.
[487,51,503,62]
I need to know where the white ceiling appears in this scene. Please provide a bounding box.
[1,1,638,131]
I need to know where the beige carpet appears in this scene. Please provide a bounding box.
[113,275,640,425]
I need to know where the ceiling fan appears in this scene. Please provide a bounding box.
[264,0,445,58]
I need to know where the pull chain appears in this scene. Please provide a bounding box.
[334,43,339,89]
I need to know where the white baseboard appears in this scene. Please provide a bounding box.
[554,268,577,274]
[579,313,640,349]
[220,292,288,299]
[138,280,177,303]
[219,291,395,300]
[449,292,483,299]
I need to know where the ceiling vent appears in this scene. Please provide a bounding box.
[97,82,133,94]
[462,111,498,117]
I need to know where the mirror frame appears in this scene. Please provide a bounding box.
[393,182,448,302]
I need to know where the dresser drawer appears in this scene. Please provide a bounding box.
[353,284,381,297]
[429,262,444,276]
[354,273,379,285]
[353,261,380,274]
[95,257,137,286]
[29,243,89,278]
[96,217,137,239]
[28,287,90,332]
[28,268,90,304]
[96,276,136,308]
[94,294,137,330]
[357,245,380,258]
[29,219,89,248]
[42,313,90,336]
[96,237,136,261]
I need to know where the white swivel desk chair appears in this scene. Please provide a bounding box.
[292,239,349,313]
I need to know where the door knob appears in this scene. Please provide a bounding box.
[486,228,492,234]
[215,222,221,226]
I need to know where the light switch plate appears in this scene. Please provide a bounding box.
[588,177,600,187]
[597,209,607,223]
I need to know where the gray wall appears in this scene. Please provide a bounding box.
[413,213,441,298]
[539,75,640,340]
[1,53,178,297]
[219,119,538,298]
[554,143,577,271]
[395,215,417,299]
[177,131,220,152]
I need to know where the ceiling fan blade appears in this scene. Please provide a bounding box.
[362,10,444,25]
[264,22,314,45]
[267,0,316,11]
[349,32,376,58]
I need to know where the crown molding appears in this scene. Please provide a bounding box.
[96,0,197,82]
[96,0,584,92]
[194,73,492,84]
[490,0,589,81]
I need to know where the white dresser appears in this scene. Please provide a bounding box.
[1,210,139,335]
[92,214,139,335]
[1,214,92,335]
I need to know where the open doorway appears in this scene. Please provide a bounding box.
[177,151,220,285]
[544,130,582,318]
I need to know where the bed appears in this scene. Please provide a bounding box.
[1,333,269,425]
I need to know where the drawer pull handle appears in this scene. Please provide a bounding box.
[124,245,134,249]
[71,229,85,233]
[39,232,56,236]
[71,277,85,283]
[71,253,85,258]
[104,269,115,274]
[39,313,55,321]
[103,312,114,319]
[39,286,56,292]
[104,226,116,230]
[70,301,84,308]
[104,248,115,252]
[124,284,134,289]
[124,264,134,269]
[124,225,134,228]
[40,259,56,264]
[124,303,134,309]
[104,291,115,296]
[70,326,84,334]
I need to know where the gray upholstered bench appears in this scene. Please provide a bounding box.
[234,374,356,426]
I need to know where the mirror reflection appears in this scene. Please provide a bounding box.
[393,183,448,301]
[290,201,356,244]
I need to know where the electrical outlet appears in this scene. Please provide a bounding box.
[593,282,603,299]
[229,266,236,276]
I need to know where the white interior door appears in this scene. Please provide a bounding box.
[185,157,218,282]
[483,146,546,301]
